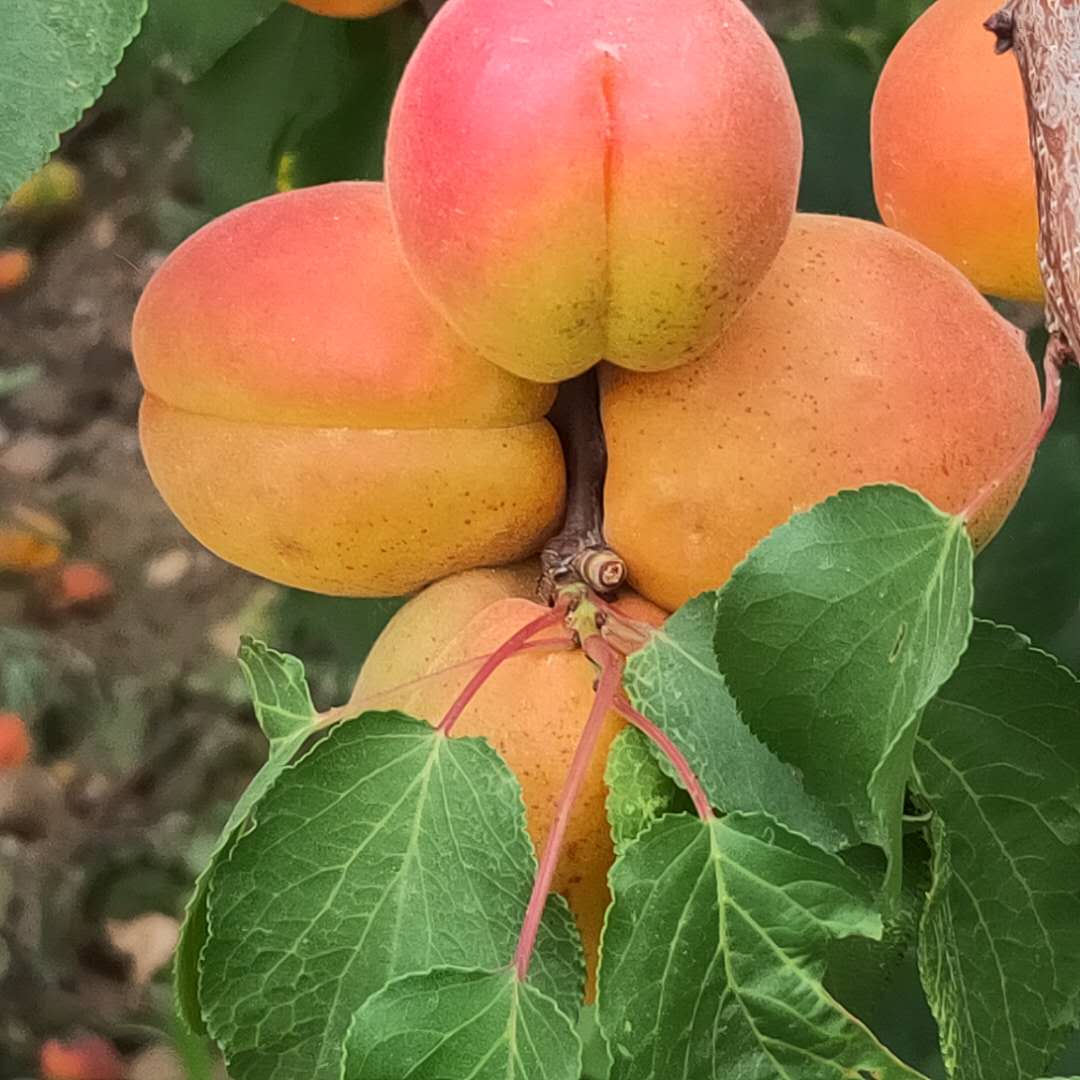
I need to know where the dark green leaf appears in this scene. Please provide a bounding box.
[914,622,1080,1080]
[780,31,878,219]
[0,0,146,200]
[598,813,926,1078]
[185,4,420,213]
[201,714,583,1080]
[123,0,283,83]
[623,594,845,851]
[344,968,581,1080]
[715,485,973,893]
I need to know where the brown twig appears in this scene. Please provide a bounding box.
[540,371,627,600]
[990,2,1080,362]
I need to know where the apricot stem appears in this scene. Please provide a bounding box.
[437,606,570,736]
[961,335,1066,524]
[611,688,715,823]
[541,371,627,599]
[513,639,624,983]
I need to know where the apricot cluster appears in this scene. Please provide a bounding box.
[134,0,1042,983]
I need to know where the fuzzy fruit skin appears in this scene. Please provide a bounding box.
[602,214,1042,612]
[354,564,666,996]
[289,0,402,15]
[134,182,564,597]
[386,0,802,382]
[871,0,1040,301]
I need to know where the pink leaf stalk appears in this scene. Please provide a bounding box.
[437,606,568,736]
[611,693,714,823]
[513,639,625,982]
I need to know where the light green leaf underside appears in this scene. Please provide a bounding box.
[201,713,583,1080]
[598,813,926,1079]
[605,727,690,855]
[915,621,1080,1080]
[344,967,581,1080]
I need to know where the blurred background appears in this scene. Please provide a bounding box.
[1,0,1077,1076]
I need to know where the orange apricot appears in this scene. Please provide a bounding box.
[289,0,402,15]
[871,0,1040,301]
[40,1036,125,1080]
[0,248,31,292]
[354,564,666,996]
[133,182,565,597]
[385,0,801,382]
[602,214,1042,612]
[0,713,31,769]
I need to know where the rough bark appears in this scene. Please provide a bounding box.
[993,0,1080,364]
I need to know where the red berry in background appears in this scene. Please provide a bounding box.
[39,1035,125,1080]
[0,713,30,769]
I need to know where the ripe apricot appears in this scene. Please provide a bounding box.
[354,564,666,995]
[0,713,31,769]
[0,247,31,292]
[871,0,1040,301]
[133,182,565,597]
[289,0,402,15]
[40,1035,125,1080]
[602,214,1042,612]
[385,0,802,382]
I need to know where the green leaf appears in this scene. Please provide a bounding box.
[714,485,973,892]
[824,838,931,1020]
[597,813,926,1078]
[623,594,847,851]
[200,713,583,1080]
[913,621,1080,1080]
[604,727,689,855]
[344,968,581,1080]
[185,4,420,213]
[0,0,146,200]
[174,640,318,1033]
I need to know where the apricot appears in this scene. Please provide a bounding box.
[289,0,402,15]
[871,0,1040,301]
[133,182,565,597]
[0,247,31,292]
[354,564,666,996]
[602,214,1042,612]
[385,0,802,383]
[39,1035,125,1080]
[0,712,31,769]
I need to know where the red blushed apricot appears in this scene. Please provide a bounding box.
[872,0,1040,301]
[290,0,402,14]
[386,0,801,383]
[602,215,1042,612]
[134,183,565,596]
[354,564,667,998]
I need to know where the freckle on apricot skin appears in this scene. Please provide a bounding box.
[133,182,566,596]
[385,0,803,382]
[602,214,1041,612]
